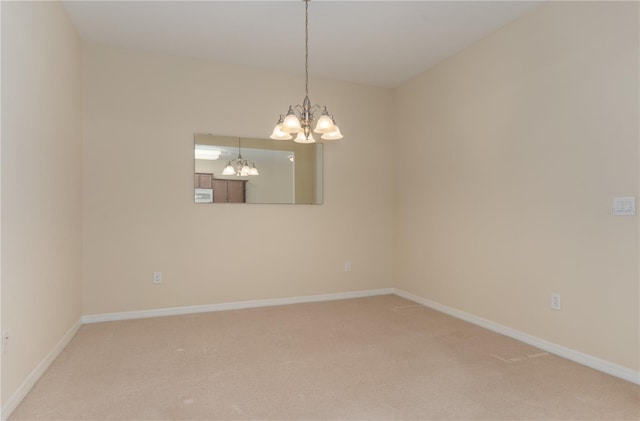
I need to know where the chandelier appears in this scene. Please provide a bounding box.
[270,0,343,143]
[222,138,259,176]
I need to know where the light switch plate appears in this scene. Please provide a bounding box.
[613,197,636,216]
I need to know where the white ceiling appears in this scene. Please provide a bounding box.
[63,1,541,88]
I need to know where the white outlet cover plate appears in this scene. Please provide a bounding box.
[613,196,636,215]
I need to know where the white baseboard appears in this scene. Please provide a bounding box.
[81,288,395,324]
[393,288,640,385]
[1,319,82,421]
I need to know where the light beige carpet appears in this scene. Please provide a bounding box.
[9,295,640,420]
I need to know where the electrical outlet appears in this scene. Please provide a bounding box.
[551,293,561,311]
[153,272,162,284]
[2,332,9,354]
[613,197,636,215]
[344,261,352,272]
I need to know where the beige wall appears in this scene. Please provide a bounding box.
[393,1,639,371]
[81,42,394,315]
[1,1,82,406]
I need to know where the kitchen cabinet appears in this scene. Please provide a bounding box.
[194,173,213,188]
[212,179,247,203]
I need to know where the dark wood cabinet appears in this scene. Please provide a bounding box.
[194,173,213,188]
[212,179,247,203]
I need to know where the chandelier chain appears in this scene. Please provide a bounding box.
[304,0,309,97]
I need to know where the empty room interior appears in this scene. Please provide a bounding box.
[1,0,639,419]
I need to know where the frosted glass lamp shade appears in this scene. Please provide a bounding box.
[222,162,236,175]
[270,124,293,140]
[249,164,259,176]
[314,115,336,133]
[321,125,343,140]
[294,131,316,144]
[282,114,302,133]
